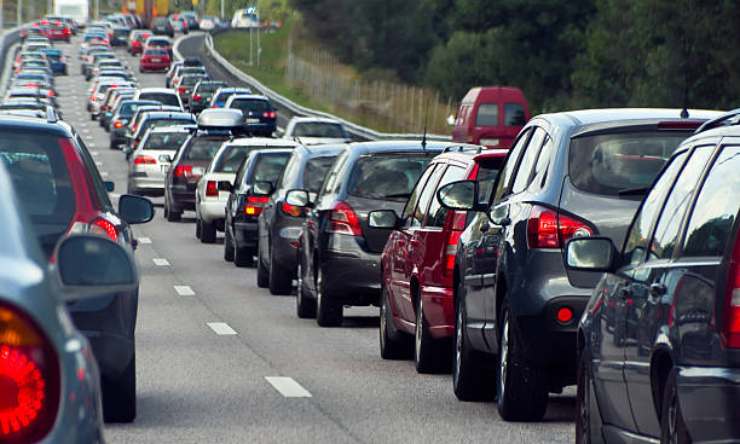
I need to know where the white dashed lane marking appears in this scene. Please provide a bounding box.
[138,237,152,244]
[152,258,170,266]
[174,285,195,296]
[100,171,109,177]
[207,322,237,335]
[265,377,312,398]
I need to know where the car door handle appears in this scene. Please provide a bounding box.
[650,283,667,297]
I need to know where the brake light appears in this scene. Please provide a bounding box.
[133,155,156,165]
[113,120,123,129]
[178,86,186,94]
[0,302,60,443]
[173,165,193,177]
[526,206,593,249]
[192,94,201,101]
[245,196,269,217]
[722,236,740,348]
[281,202,302,217]
[46,90,54,97]
[328,201,363,236]
[205,180,218,197]
[90,218,118,241]
[443,211,467,274]
[263,111,277,119]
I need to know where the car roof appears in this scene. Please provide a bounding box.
[0,114,70,137]
[347,140,461,155]
[226,137,302,147]
[537,108,725,132]
[138,88,177,94]
[142,111,194,120]
[289,117,343,125]
[148,124,196,133]
[229,94,269,101]
[430,145,507,163]
[682,120,740,143]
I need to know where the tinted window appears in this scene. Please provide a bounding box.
[303,156,337,194]
[185,137,225,161]
[293,123,346,139]
[212,146,262,173]
[492,129,531,202]
[623,152,687,265]
[682,145,740,257]
[142,118,194,134]
[427,165,467,227]
[401,164,436,222]
[569,131,689,196]
[251,154,291,185]
[476,159,504,204]
[230,99,270,113]
[348,154,433,203]
[181,76,204,86]
[145,49,167,56]
[476,104,499,126]
[143,132,189,150]
[411,164,445,227]
[512,128,546,194]
[119,101,152,117]
[530,136,553,191]
[140,93,180,107]
[649,146,713,260]
[198,82,225,93]
[505,103,527,126]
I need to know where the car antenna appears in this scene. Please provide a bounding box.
[421,104,428,151]
[680,84,690,119]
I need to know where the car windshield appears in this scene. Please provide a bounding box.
[145,118,194,132]
[143,132,189,150]
[251,153,291,184]
[569,131,690,196]
[348,154,433,201]
[293,123,345,138]
[185,137,227,161]
[181,76,204,86]
[303,156,337,193]
[140,92,180,107]
[230,99,270,113]
[198,82,225,93]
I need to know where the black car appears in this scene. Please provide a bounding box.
[291,141,444,326]
[128,111,196,150]
[224,94,277,137]
[176,74,208,109]
[189,80,227,113]
[570,112,740,443]
[151,17,174,37]
[111,26,131,46]
[224,146,298,266]
[438,108,723,421]
[257,144,346,295]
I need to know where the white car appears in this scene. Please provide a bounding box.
[195,138,302,243]
[134,87,184,110]
[283,116,350,145]
[127,125,195,196]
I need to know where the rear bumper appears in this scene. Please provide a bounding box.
[199,198,226,223]
[141,62,170,71]
[169,187,196,210]
[322,240,381,306]
[677,366,740,442]
[234,220,259,248]
[245,122,276,135]
[421,284,455,339]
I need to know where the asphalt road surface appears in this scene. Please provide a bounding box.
[52,35,575,444]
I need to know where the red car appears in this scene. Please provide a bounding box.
[129,31,152,55]
[47,21,71,42]
[379,147,508,373]
[452,86,530,149]
[139,48,171,72]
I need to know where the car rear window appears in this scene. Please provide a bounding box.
[293,123,346,139]
[148,39,170,47]
[505,103,527,126]
[185,137,227,161]
[303,156,337,193]
[0,132,74,254]
[213,145,295,173]
[140,92,180,107]
[198,82,225,93]
[251,153,291,184]
[145,118,194,132]
[476,104,499,126]
[145,49,167,56]
[569,131,690,196]
[181,76,203,86]
[347,154,433,202]
[230,99,270,113]
[143,132,189,150]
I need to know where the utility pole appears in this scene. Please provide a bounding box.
[220,0,224,20]
[95,0,99,19]
[47,0,51,15]
[1,0,4,31]
[17,0,21,27]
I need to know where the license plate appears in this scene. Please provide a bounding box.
[246,118,260,124]
[151,58,161,62]
[192,167,205,176]
[480,138,500,147]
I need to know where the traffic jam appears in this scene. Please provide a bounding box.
[1,10,739,444]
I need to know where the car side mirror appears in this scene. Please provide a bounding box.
[252,181,274,196]
[118,194,154,224]
[158,154,172,163]
[217,181,233,192]
[56,235,138,301]
[285,189,310,208]
[104,181,115,192]
[368,210,399,229]
[437,180,481,211]
[564,237,617,272]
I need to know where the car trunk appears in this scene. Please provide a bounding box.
[346,195,406,254]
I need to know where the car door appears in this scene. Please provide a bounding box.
[592,150,689,432]
[623,144,715,437]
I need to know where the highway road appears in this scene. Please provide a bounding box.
[53,35,575,443]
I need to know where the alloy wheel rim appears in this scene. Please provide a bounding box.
[499,315,509,402]
[415,299,422,363]
[380,291,387,347]
[668,387,678,444]
[579,363,590,442]
[296,262,303,301]
[317,269,323,310]
[455,306,463,381]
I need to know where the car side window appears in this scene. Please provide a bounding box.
[426,165,467,228]
[511,128,547,194]
[76,134,113,210]
[401,163,437,225]
[491,128,532,202]
[529,135,553,191]
[682,145,740,257]
[233,157,249,190]
[405,164,445,228]
[648,146,714,261]
[623,151,688,266]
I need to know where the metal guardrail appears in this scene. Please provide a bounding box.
[193,32,452,142]
[0,26,27,95]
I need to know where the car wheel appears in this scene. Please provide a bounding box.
[316,267,343,327]
[195,218,202,239]
[453,288,495,401]
[200,219,217,243]
[224,227,235,262]
[576,348,604,443]
[268,249,293,295]
[496,302,548,421]
[166,204,181,222]
[296,260,316,318]
[234,244,254,267]
[102,351,136,423]
[660,369,691,444]
[414,295,450,374]
[379,283,412,359]
[257,240,269,288]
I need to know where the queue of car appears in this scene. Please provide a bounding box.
[3,9,739,444]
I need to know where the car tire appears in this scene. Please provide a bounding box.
[166,201,181,222]
[660,368,691,443]
[379,283,412,359]
[234,245,254,267]
[296,260,316,318]
[195,218,202,239]
[257,241,269,288]
[102,351,136,423]
[200,219,217,243]
[268,249,292,295]
[453,288,495,401]
[496,302,548,422]
[576,347,604,444]
[316,267,343,327]
[414,295,450,374]
[224,228,235,262]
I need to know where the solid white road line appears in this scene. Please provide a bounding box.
[174,285,195,296]
[100,171,109,177]
[265,377,312,398]
[152,258,170,266]
[109,193,121,199]
[138,237,152,244]
[207,322,237,335]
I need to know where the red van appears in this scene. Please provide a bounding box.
[451,86,529,149]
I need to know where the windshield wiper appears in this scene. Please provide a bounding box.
[617,187,649,196]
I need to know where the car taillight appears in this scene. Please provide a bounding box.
[722,236,740,348]
[526,205,593,249]
[205,180,218,197]
[0,302,59,444]
[262,111,277,119]
[328,201,363,236]
[192,94,201,101]
[178,86,186,94]
[134,155,156,165]
[444,211,467,274]
[46,90,54,97]
[89,217,118,241]
[113,120,123,129]
[173,165,193,177]
[245,196,269,217]
[281,202,302,217]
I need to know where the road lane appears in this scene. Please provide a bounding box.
[52,36,576,444]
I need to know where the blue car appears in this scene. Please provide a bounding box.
[43,48,67,75]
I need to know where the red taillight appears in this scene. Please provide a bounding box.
[133,155,156,165]
[192,94,202,101]
[46,90,54,97]
[113,120,123,129]
[174,165,193,177]
[444,211,467,273]
[0,303,60,444]
[556,306,574,324]
[90,217,118,241]
[526,205,593,249]
[328,201,363,236]
[245,195,269,217]
[263,111,277,119]
[722,237,740,348]
[281,202,302,218]
[177,86,186,94]
[205,180,218,197]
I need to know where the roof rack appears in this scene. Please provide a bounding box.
[442,145,482,154]
[694,108,740,134]
[46,106,57,123]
